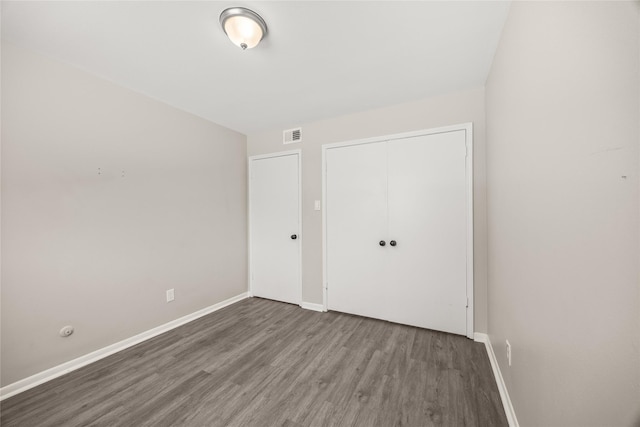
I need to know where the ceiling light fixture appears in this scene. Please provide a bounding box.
[219,7,267,50]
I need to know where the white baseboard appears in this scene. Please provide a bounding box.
[0,292,249,401]
[473,332,486,343]
[474,333,519,427]
[300,301,325,312]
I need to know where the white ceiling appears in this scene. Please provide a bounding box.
[1,1,510,134]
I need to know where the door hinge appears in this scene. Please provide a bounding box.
[466,297,469,308]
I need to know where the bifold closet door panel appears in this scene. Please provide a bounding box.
[386,131,468,335]
[326,142,390,319]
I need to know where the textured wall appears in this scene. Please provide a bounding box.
[485,2,640,425]
[1,43,248,386]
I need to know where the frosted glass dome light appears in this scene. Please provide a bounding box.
[220,7,268,50]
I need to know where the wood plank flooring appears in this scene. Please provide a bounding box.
[1,297,508,426]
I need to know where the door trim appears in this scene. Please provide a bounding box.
[248,149,302,306]
[322,123,474,338]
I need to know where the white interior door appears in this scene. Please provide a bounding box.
[249,152,301,305]
[326,142,388,319]
[386,131,468,335]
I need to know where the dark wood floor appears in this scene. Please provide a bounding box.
[1,297,507,427]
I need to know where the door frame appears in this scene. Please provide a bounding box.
[322,123,474,338]
[248,149,303,306]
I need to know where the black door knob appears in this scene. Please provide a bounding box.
[291,234,297,240]
[379,240,386,246]
[390,240,397,246]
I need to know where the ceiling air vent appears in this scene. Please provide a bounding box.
[283,127,302,144]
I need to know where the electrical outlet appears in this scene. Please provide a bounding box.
[166,289,175,302]
[506,340,512,366]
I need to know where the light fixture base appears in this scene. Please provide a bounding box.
[220,7,268,50]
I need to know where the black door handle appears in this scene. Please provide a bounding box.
[379,240,386,246]
[390,240,397,246]
[291,234,297,240]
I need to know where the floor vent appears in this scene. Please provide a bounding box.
[283,127,302,144]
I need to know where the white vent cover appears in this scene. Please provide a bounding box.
[283,127,302,144]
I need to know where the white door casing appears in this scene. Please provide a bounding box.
[249,151,301,305]
[323,124,473,337]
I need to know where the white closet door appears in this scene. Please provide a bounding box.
[386,131,468,335]
[326,142,389,319]
[249,152,301,305]
[325,129,470,336]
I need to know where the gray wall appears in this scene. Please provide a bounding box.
[248,88,489,333]
[1,43,248,386]
[485,2,640,426]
